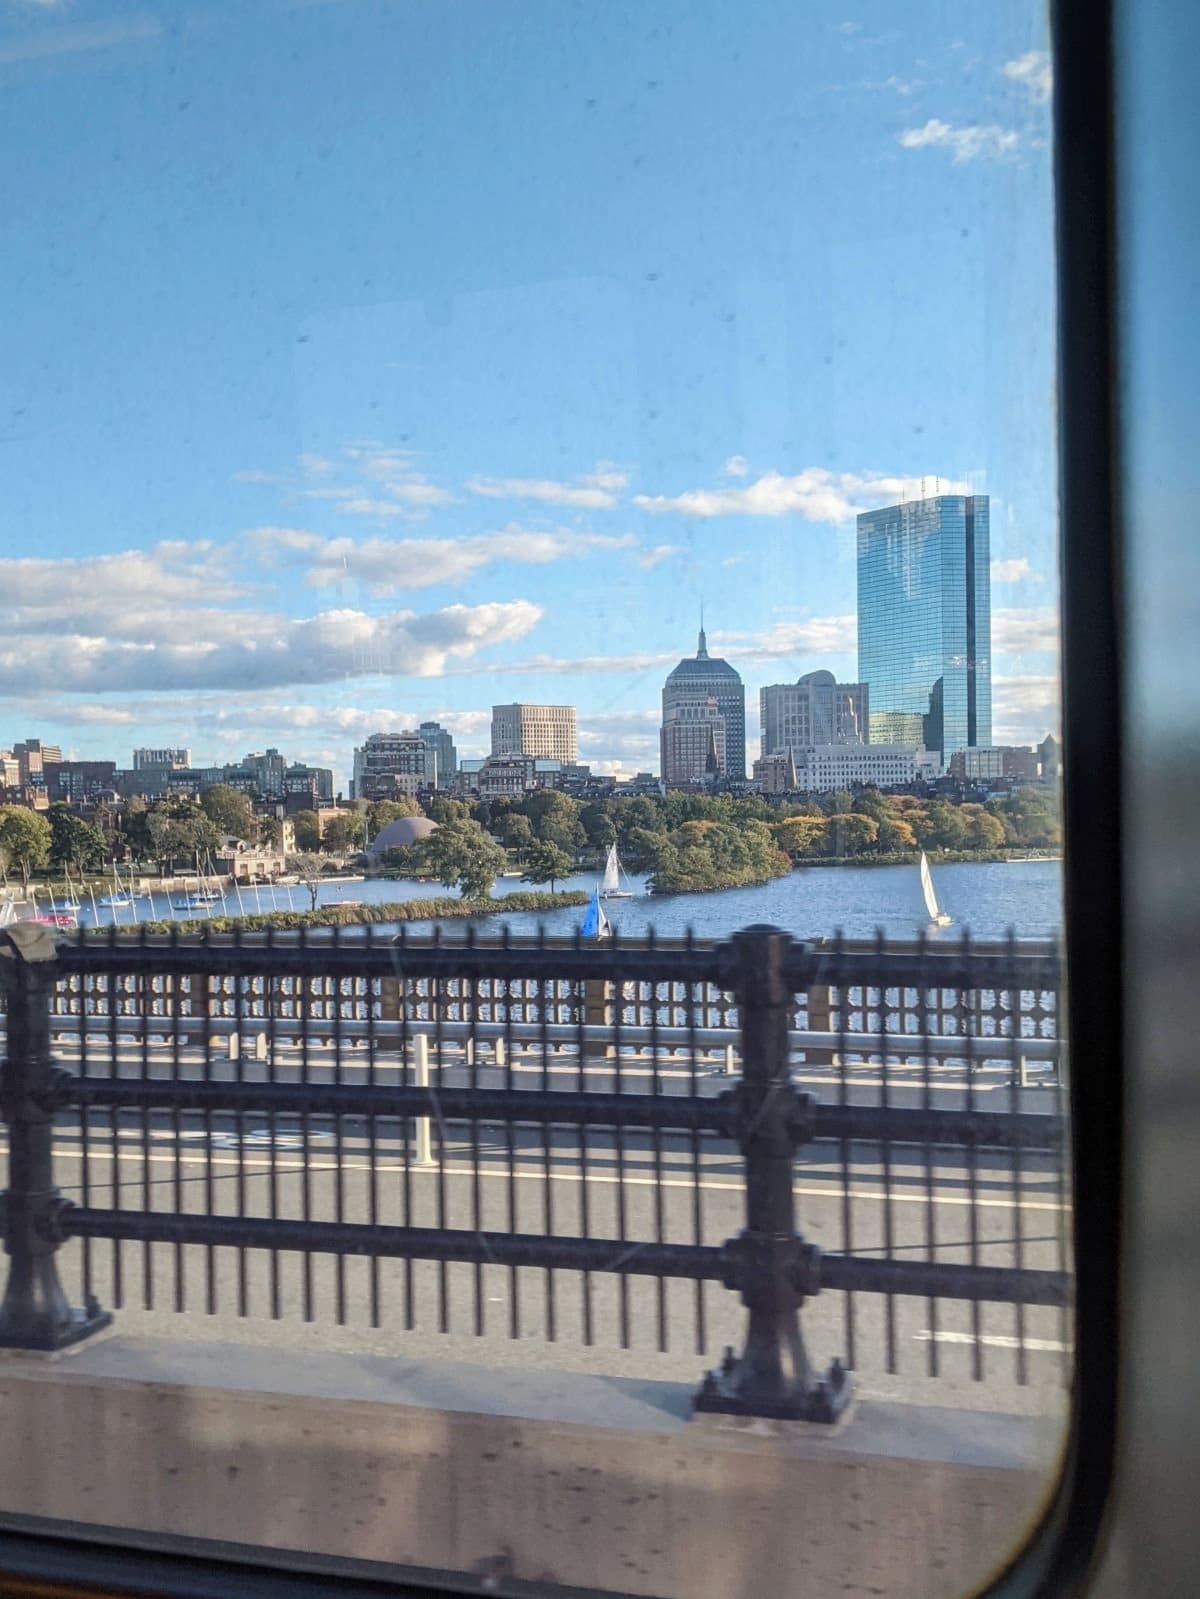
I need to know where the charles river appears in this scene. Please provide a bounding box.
[73,858,1061,942]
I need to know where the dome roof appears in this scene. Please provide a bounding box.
[367,815,438,860]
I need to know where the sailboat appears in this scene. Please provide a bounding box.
[600,841,635,900]
[580,886,612,941]
[919,851,953,928]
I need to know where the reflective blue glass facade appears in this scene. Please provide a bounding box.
[856,495,991,759]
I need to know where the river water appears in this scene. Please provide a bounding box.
[67,859,1061,943]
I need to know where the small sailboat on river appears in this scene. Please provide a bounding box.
[919,851,953,928]
[600,842,635,900]
[581,886,612,941]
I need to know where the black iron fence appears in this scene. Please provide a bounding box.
[0,921,1068,1420]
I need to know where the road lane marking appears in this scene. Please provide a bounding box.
[50,1146,1070,1212]
[914,1330,1071,1353]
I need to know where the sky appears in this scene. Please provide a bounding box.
[0,0,1059,788]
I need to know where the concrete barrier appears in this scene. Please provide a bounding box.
[0,1336,1062,1598]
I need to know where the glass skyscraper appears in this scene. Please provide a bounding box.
[856,494,992,759]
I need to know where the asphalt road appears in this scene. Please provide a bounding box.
[42,1094,1071,1418]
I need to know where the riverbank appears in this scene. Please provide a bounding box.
[133,889,590,935]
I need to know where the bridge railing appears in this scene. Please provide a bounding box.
[0,921,1068,1418]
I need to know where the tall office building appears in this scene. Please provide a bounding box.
[661,625,746,782]
[856,493,992,759]
[352,732,436,800]
[660,697,726,789]
[759,671,869,758]
[490,703,578,763]
[417,721,458,785]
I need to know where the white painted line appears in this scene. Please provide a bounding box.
[52,1146,1069,1212]
[914,1329,1071,1353]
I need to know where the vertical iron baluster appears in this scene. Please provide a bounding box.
[365,926,381,1329]
[501,925,519,1340]
[466,927,484,1337]
[611,944,630,1349]
[574,926,593,1345]
[685,929,706,1356]
[431,925,449,1333]
[138,924,152,1309]
[1051,959,1070,1382]
[79,934,93,1309]
[332,925,346,1327]
[961,928,983,1380]
[266,925,281,1320]
[107,924,123,1310]
[200,924,216,1316]
[833,931,856,1372]
[918,930,938,1377]
[1005,930,1029,1385]
[168,927,184,1313]
[876,928,897,1374]
[647,927,667,1352]
[233,927,248,1318]
[299,924,314,1323]
[537,926,555,1342]
[398,931,414,1331]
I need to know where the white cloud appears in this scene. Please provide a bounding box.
[991,557,1043,585]
[1002,50,1052,104]
[0,600,542,695]
[898,119,1020,162]
[992,606,1059,655]
[713,615,858,662]
[468,466,627,510]
[0,543,247,633]
[993,674,1060,744]
[723,454,750,478]
[634,468,970,523]
[248,525,635,595]
[297,452,336,478]
[636,544,685,571]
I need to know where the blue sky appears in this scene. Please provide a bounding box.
[0,0,1058,786]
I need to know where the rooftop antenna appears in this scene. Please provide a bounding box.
[697,600,708,659]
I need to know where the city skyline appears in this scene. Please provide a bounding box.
[0,3,1058,788]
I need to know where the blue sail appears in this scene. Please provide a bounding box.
[581,887,611,940]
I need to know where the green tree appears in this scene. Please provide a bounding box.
[822,789,856,816]
[426,797,473,826]
[521,840,574,893]
[47,805,108,876]
[147,799,220,873]
[118,797,154,861]
[908,800,967,851]
[291,810,322,852]
[773,816,827,858]
[0,805,53,895]
[366,797,422,837]
[499,812,535,854]
[615,796,665,840]
[259,813,283,847]
[959,804,1007,851]
[0,807,52,890]
[524,790,585,853]
[419,818,507,899]
[824,812,879,857]
[877,816,918,853]
[323,812,365,855]
[580,802,616,850]
[200,784,258,842]
[854,787,893,825]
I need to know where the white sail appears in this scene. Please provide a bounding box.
[602,843,621,895]
[919,851,943,923]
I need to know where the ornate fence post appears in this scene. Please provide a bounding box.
[695,924,850,1421]
[0,925,110,1349]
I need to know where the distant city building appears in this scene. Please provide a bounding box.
[133,748,190,770]
[661,625,745,783]
[752,753,799,796]
[857,493,992,760]
[755,744,924,795]
[660,696,727,790]
[282,764,334,808]
[616,771,664,796]
[948,745,1040,783]
[1038,733,1061,780]
[416,722,458,786]
[475,755,542,799]
[491,703,578,763]
[12,740,62,788]
[352,732,435,800]
[52,761,118,806]
[240,749,287,798]
[759,671,869,759]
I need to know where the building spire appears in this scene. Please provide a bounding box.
[697,603,708,659]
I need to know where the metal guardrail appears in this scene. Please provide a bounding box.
[0,922,1069,1420]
